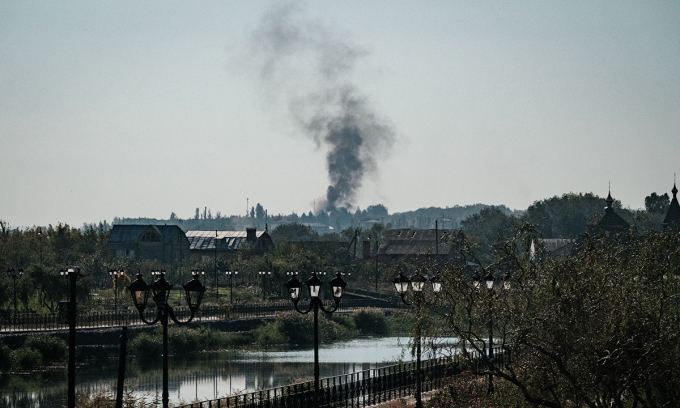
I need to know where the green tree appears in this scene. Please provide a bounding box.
[644,192,670,214]
[255,203,265,220]
[426,226,680,408]
[461,207,519,264]
[523,192,632,238]
[270,223,320,244]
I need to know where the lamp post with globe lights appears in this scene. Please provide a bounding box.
[59,266,81,408]
[127,270,206,408]
[392,269,441,408]
[5,268,23,317]
[108,269,125,316]
[284,271,347,407]
[225,270,238,303]
[472,272,501,395]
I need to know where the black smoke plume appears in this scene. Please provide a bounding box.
[249,1,394,212]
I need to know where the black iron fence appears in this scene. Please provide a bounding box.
[177,356,471,408]
[0,299,396,333]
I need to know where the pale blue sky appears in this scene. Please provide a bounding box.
[1,1,679,227]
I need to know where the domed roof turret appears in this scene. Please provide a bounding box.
[663,181,680,230]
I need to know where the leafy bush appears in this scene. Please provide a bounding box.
[352,308,388,336]
[255,311,356,346]
[129,332,162,361]
[253,322,286,345]
[130,327,251,358]
[385,309,414,336]
[23,334,67,365]
[0,342,11,371]
[12,347,43,371]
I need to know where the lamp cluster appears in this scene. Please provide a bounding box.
[392,271,441,297]
[471,272,510,290]
[6,268,23,278]
[284,271,347,304]
[60,266,81,277]
[127,270,205,313]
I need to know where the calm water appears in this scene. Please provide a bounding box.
[1,337,447,408]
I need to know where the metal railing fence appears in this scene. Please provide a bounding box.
[177,356,465,408]
[0,299,396,333]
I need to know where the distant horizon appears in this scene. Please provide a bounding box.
[6,187,670,230]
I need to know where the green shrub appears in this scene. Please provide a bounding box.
[130,327,252,357]
[352,308,388,336]
[129,332,162,360]
[205,329,251,348]
[168,327,198,354]
[253,321,287,345]
[23,334,67,365]
[386,309,415,336]
[0,342,11,371]
[330,314,358,333]
[259,311,356,346]
[12,347,43,371]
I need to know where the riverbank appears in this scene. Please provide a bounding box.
[1,337,420,408]
[0,308,414,372]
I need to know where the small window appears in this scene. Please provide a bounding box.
[141,232,160,242]
[116,249,135,258]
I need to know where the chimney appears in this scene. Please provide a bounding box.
[362,239,371,259]
[246,227,257,242]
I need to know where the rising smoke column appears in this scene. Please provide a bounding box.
[249,1,394,212]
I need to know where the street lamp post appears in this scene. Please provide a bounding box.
[37,227,43,265]
[127,270,205,408]
[258,270,271,301]
[284,271,347,407]
[5,268,23,317]
[214,230,219,303]
[225,270,238,304]
[109,269,125,316]
[472,272,498,395]
[59,266,80,408]
[392,270,441,408]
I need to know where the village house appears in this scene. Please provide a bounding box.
[107,224,190,263]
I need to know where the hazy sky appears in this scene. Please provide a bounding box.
[2,1,679,228]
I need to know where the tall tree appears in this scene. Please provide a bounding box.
[425,226,680,408]
[644,192,670,214]
[255,203,265,220]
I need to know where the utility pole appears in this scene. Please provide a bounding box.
[214,229,219,302]
[375,234,379,292]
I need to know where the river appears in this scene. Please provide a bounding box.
[1,337,444,408]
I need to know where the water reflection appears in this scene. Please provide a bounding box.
[0,337,449,408]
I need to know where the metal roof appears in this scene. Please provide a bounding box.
[109,225,183,244]
[377,229,461,256]
[185,230,264,251]
[540,238,574,253]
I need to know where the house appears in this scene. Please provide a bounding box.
[375,228,464,263]
[185,227,274,260]
[108,225,190,263]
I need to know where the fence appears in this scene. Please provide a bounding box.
[176,355,486,408]
[177,346,506,408]
[0,299,396,333]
